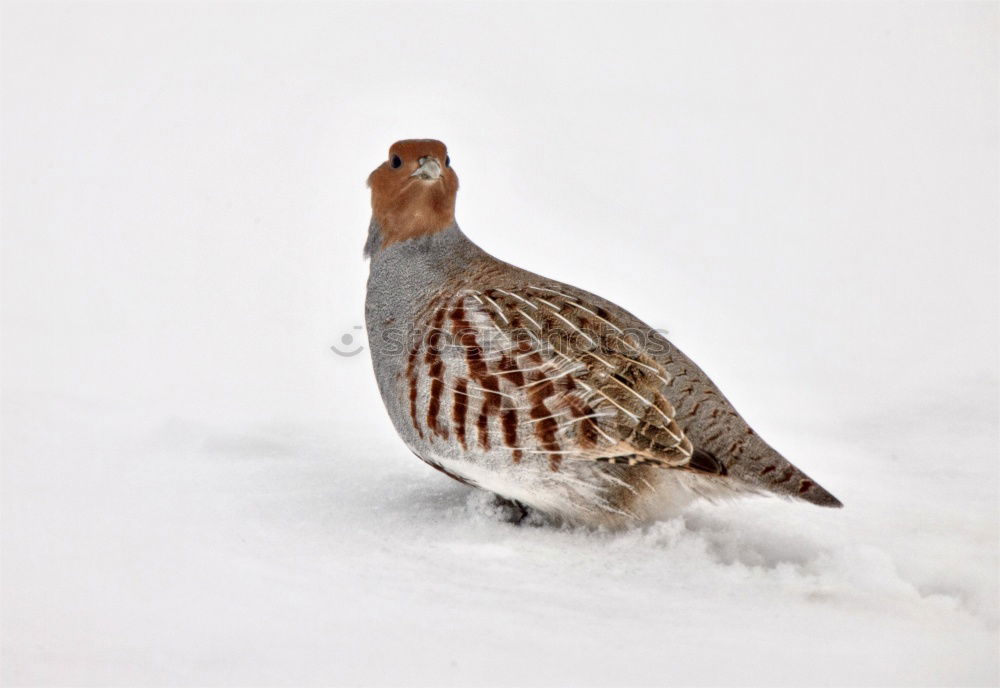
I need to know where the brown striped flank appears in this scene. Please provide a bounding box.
[565,395,600,448]
[425,306,448,439]
[406,347,423,439]
[449,300,500,451]
[501,408,520,462]
[452,378,469,449]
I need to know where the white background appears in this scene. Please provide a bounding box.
[2,2,997,685]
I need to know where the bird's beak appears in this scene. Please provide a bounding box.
[410,156,443,181]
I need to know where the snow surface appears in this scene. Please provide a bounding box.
[2,2,998,686]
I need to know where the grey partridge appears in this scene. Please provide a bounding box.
[364,139,841,527]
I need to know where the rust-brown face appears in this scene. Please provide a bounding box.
[367,139,460,249]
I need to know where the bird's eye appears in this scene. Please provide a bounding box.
[445,155,450,167]
[390,155,402,169]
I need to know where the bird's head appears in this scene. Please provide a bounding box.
[367,139,459,250]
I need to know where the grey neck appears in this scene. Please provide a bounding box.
[364,218,494,325]
[362,216,383,259]
[364,218,489,272]
[365,218,494,385]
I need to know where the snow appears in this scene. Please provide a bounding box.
[2,2,998,686]
[4,390,997,685]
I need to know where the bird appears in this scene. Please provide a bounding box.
[363,139,841,527]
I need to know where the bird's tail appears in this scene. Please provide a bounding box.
[695,434,842,508]
[748,436,841,507]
